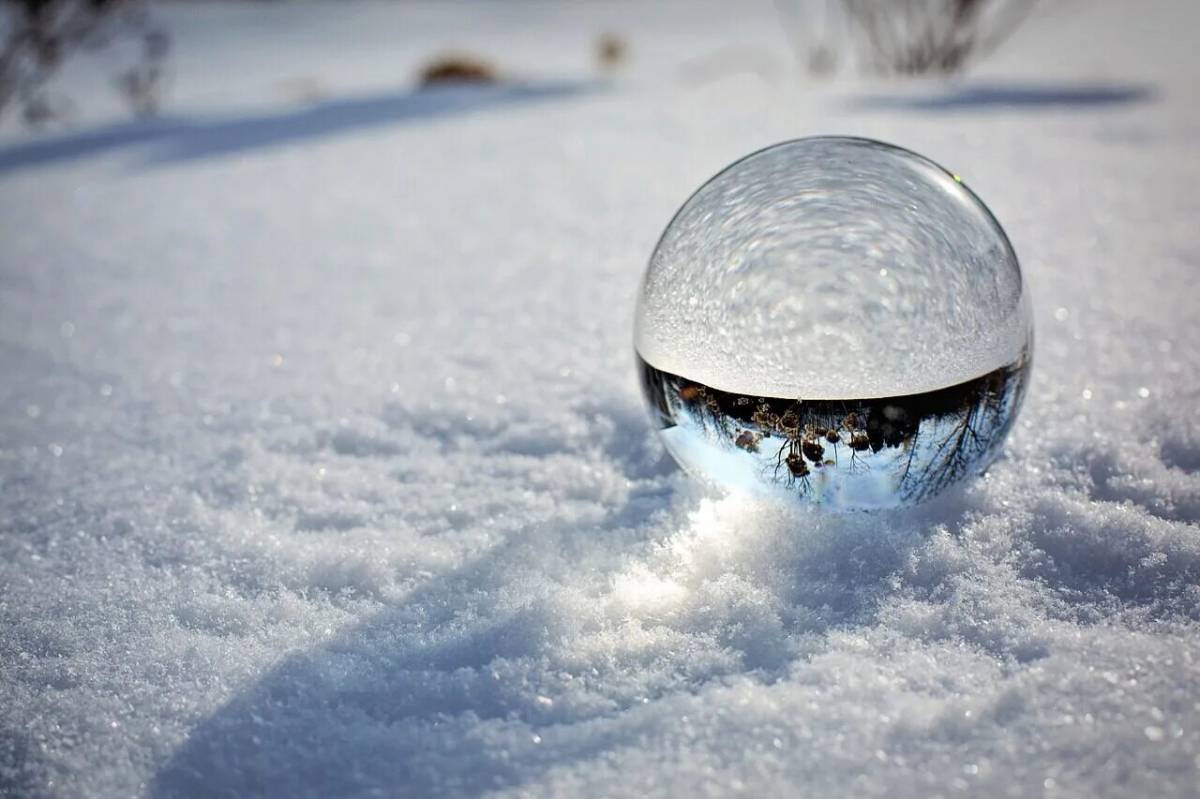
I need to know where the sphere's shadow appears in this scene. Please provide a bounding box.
[150,474,972,798]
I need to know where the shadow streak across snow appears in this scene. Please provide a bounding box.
[0,80,595,175]
[851,81,1154,112]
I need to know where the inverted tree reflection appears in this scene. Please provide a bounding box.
[639,351,1029,507]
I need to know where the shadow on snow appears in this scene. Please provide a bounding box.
[851,80,1153,112]
[0,81,594,175]
[148,491,954,797]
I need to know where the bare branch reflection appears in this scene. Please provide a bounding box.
[639,351,1029,509]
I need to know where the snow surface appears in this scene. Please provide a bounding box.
[1,1,1198,797]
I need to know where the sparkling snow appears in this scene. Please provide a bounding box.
[1,1,1198,797]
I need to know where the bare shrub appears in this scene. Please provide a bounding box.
[0,0,168,125]
[777,0,1034,77]
[840,0,1035,74]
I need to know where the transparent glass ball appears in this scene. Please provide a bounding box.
[635,137,1033,510]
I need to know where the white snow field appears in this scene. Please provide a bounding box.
[1,1,1199,796]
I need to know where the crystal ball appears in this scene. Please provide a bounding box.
[635,136,1033,509]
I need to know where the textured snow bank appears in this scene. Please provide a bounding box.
[1,1,1199,797]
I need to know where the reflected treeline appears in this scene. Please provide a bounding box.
[639,352,1029,507]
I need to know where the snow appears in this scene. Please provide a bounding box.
[1,1,1198,797]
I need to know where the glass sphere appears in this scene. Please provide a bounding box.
[635,136,1033,510]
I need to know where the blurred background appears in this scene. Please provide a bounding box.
[0,0,1158,133]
